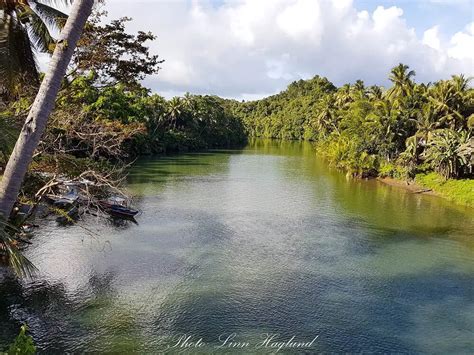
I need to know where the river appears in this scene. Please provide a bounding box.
[0,139,473,353]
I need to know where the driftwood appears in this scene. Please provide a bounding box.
[413,188,432,194]
[37,110,145,160]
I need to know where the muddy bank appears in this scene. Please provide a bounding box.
[377,177,438,196]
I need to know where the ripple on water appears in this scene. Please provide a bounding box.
[0,140,473,353]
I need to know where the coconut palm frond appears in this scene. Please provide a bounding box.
[32,1,68,28]
[26,7,55,52]
[39,0,75,5]
[0,220,37,278]
[1,14,39,86]
[1,0,70,93]
[12,15,39,79]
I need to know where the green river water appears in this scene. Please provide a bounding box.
[0,139,473,353]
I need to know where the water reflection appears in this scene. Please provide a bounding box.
[0,271,118,352]
[0,139,472,353]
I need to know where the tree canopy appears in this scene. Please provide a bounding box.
[229,65,473,179]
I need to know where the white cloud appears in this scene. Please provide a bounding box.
[76,0,474,99]
[277,0,323,41]
[448,22,474,60]
[266,54,293,80]
[423,26,441,50]
[372,5,404,32]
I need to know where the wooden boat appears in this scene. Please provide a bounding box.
[98,197,139,218]
[46,190,79,208]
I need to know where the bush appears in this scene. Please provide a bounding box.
[379,161,406,179]
[318,135,379,178]
[3,325,36,355]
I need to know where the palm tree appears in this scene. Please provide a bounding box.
[400,105,439,164]
[0,0,94,219]
[334,84,352,108]
[144,94,167,135]
[166,97,183,128]
[368,99,399,158]
[368,85,383,101]
[428,76,471,129]
[0,0,68,95]
[351,79,367,100]
[422,129,471,179]
[412,104,442,145]
[387,63,416,100]
[451,74,471,93]
[313,96,339,137]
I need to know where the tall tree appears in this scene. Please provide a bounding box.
[0,0,95,219]
[387,63,416,100]
[428,76,471,130]
[72,13,163,88]
[166,97,183,128]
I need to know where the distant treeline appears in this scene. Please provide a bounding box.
[228,64,473,180]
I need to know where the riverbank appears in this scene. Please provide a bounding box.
[377,177,438,195]
[378,173,474,208]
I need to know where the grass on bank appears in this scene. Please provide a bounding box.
[415,172,474,207]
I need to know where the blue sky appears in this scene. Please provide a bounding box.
[355,0,473,36]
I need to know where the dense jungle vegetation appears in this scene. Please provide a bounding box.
[229,66,473,205]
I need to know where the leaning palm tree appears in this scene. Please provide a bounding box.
[0,0,69,95]
[0,0,94,219]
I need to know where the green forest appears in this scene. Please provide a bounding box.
[232,68,472,179]
[229,67,473,205]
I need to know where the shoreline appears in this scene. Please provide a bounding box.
[376,177,438,196]
[377,175,473,208]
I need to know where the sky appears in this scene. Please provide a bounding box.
[41,0,474,100]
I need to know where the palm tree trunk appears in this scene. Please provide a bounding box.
[0,0,95,219]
